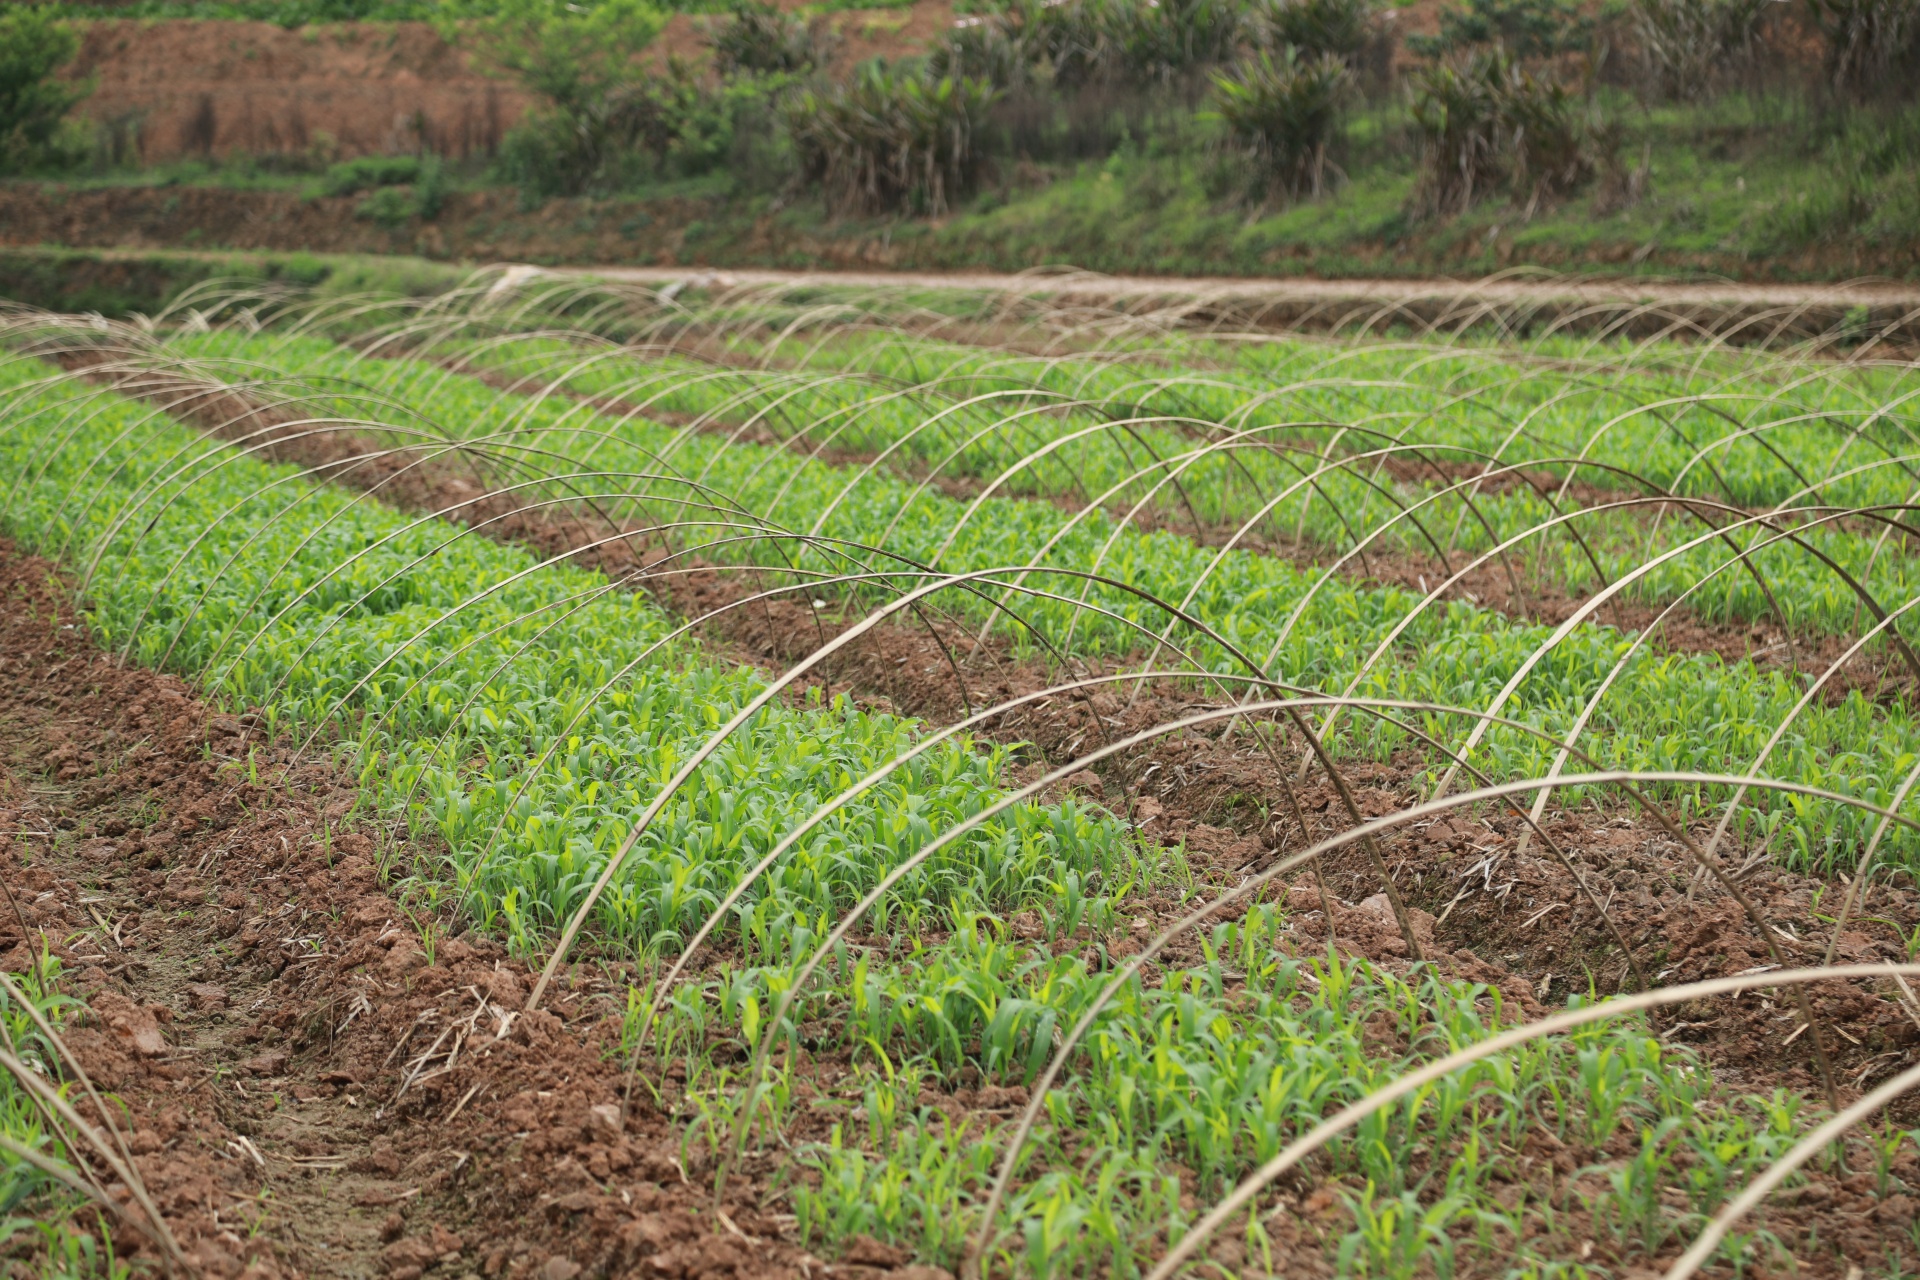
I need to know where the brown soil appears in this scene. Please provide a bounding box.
[70,21,530,163]
[16,346,1920,1277]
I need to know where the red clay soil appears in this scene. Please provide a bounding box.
[70,21,529,163]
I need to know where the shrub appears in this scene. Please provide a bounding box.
[1027,0,1124,89]
[1208,46,1351,201]
[496,55,773,198]
[785,65,999,215]
[448,0,666,196]
[1405,0,1593,60]
[707,2,828,76]
[321,153,423,196]
[929,11,1041,89]
[1807,0,1920,97]
[1108,0,1246,86]
[350,154,448,224]
[1630,0,1769,99]
[1410,46,1591,215]
[1245,0,1376,64]
[0,6,87,173]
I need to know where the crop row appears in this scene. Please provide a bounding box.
[144,327,1920,877]
[442,316,1920,630]
[0,342,1865,1276]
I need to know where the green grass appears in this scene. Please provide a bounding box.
[0,245,469,319]
[898,93,1920,279]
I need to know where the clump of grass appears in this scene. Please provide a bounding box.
[1208,46,1352,203]
[706,0,828,77]
[1408,45,1592,216]
[1807,0,1920,98]
[1629,0,1769,100]
[786,66,1000,216]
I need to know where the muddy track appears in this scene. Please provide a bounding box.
[556,268,1920,348]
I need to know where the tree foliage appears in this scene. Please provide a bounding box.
[0,6,87,173]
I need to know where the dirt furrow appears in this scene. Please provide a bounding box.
[0,543,855,1280]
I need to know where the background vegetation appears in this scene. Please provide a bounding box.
[5,0,1920,276]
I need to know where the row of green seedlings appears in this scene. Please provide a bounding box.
[0,347,1906,1274]
[56,326,1920,1266]
[638,908,1920,1277]
[246,290,1920,646]
[127,321,1920,885]
[409,322,1920,639]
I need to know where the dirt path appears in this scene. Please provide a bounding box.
[557,265,1920,337]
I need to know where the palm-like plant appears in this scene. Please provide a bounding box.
[786,66,1001,216]
[1630,0,1769,100]
[1410,45,1589,216]
[1807,0,1920,97]
[1209,46,1353,202]
[707,1,829,77]
[1246,0,1378,65]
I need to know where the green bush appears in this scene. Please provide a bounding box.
[1107,0,1245,86]
[321,153,423,196]
[1807,0,1920,97]
[1405,0,1593,60]
[786,66,999,215]
[448,0,667,196]
[0,6,87,173]
[500,56,791,200]
[349,155,448,224]
[707,1,828,76]
[1245,0,1376,65]
[1409,45,1591,215]
[929,11,1041,89]
[1630,0,1769,99]
[1208,46,1351,201]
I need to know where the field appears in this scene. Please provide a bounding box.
[4,273,1920,1280]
